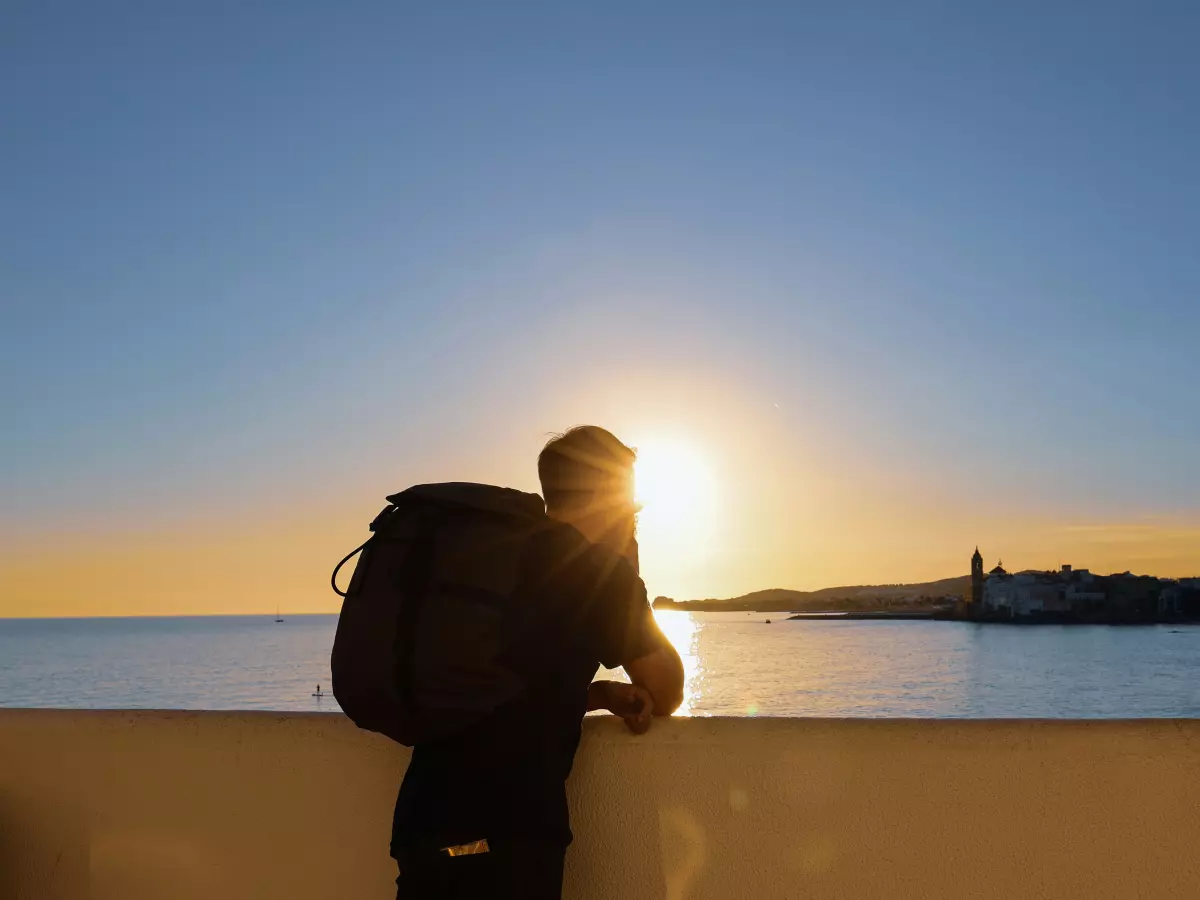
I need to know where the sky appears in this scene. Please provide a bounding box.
[3,2,1199,616]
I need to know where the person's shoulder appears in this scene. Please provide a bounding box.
[531,520,589,554]
[583,539,638,578]
[574,539,642,599]
[530,523,638,584]
[524,520,589,572]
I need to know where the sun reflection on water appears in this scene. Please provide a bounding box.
[592,610,702,715]
[652,609,701,715]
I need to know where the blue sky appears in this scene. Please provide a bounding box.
[3,2,1199,612]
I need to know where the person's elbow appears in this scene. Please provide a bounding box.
[625,644,686,717]
[653,646,685,716]
[654,681,685,717]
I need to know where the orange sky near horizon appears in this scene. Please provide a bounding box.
[4,369,1200,618]
[4,428,1198,618]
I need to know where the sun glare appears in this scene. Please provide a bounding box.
[633,438,718,573]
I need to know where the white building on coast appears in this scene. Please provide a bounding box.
[970,549,1102,618]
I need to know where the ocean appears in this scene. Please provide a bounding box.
[3,611,1200,717]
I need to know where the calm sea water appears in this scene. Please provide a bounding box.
[2,611,1200,717]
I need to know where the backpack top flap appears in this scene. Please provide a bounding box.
[388,482,546,521]
[390,483,547,599]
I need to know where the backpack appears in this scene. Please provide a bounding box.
[330,483,548,746]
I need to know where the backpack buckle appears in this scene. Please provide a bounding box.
[369,504,398,532]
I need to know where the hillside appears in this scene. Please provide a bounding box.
[652,575,971,612]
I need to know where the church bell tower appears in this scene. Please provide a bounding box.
[971,547,984,609]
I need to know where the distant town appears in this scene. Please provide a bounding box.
[651,549,1200,624]
[957,548,1200,623]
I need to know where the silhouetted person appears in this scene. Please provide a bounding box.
[391,426,685,900]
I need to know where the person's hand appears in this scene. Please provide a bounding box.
[595,681,654,734]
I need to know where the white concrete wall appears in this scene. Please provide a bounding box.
[2,710,1199,900]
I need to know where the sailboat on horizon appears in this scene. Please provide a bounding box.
[274,604,284,624]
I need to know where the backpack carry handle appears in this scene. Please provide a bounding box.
[331,504,398,597]
[331,540,371,597]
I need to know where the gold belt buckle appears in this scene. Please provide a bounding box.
[440,839,490,857]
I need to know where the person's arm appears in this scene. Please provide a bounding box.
[586,543,684,728]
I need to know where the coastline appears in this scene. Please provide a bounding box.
[783,610,1200,626]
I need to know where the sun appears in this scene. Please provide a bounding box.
[633,438,718,575]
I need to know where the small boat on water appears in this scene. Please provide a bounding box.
[274,604,284,624]
[312,684,324,698]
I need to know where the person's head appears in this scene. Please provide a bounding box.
[538,425,638,557]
